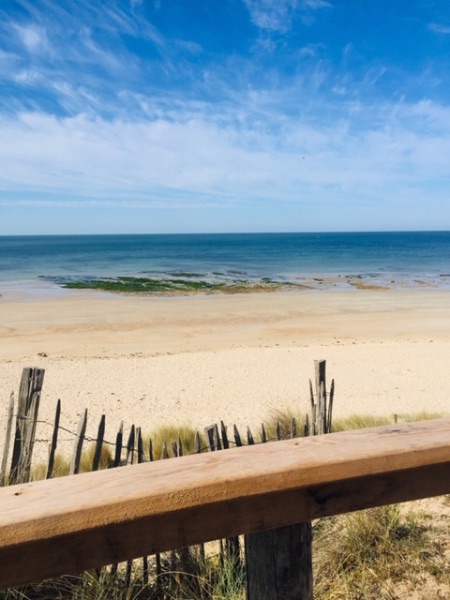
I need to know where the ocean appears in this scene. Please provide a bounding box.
[1,231,450,298]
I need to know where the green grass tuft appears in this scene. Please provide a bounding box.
[313,503,450,599]
[331,414,392,432]
[145,423,205,459]
[30,444,113,482]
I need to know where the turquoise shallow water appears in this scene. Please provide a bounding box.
[1,232,450,297]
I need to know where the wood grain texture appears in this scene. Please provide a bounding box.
[246,522,313,600]
[1,418,450,588]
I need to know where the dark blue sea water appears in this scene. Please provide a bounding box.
[1,232,450,297]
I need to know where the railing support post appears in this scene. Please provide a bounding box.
[246,522,312,599]
[245,359,333,600]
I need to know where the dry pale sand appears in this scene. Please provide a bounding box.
[1,288,450,461]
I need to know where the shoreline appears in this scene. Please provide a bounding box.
[2,266,450,303]
[1,288,450,462]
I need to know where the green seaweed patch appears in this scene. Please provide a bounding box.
[414,279,433,287]
[348,279,388,291]
[60,276,306,296]
[169,271,205,278]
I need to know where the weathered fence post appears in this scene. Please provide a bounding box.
[245,360,334,600]
[9,367,45,485]
[0,392,15,487]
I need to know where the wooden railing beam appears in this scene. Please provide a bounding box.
[0,418,450,588]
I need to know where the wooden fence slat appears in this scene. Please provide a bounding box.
[113,421,123,467]
[276,421,281,441]
[309,380,315,435]
[194,432,201,454]
[261,423,267,443]
[137,427,145,464]
[213,423,222,450]
[0,392,15,487]
[171,441,178,457]
[291,418,297,438]
[303,414,309,437]
[204,425,215,451]
[328,379,335,433]
[92,415,106,472]
[247,427,255,445]
[46,399,61,480]
[221,420,229,449]
[149,438,154,462]
[233,424,242,447]
[70,409,88,475]
[315,359,327,435]
[161,441,169,459]
[126,425,135,465]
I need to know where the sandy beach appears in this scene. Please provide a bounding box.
[1,288,450,462]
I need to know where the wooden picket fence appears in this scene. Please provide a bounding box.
[0,360,334,598]
[2,364,449,598]
[1,361,334,478]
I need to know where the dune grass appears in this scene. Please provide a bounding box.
[266,407,445,440]
[144,423,205,459]
[31,444,114,481]
[313,503,450,600]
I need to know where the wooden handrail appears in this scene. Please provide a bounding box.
[1,418,450,588]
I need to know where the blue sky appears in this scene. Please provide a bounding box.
[1,0,450,234]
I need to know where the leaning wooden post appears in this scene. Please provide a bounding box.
[0,393,15,487]
[9,368,45,485]
[46,399,61,480]
[70,409,88,475]
[246,360,333,600]
[91,415,106,472]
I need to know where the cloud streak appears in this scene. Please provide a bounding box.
[1,95,449,211]
[243,0,331,33]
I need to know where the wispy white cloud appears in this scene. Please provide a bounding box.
[1,95,449,217]
[13,22,48,53]
[243,0,331,33]
[14,67,41,84]
[428,22,450,35]
[0,0,207,122]
[302,0,331,9]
